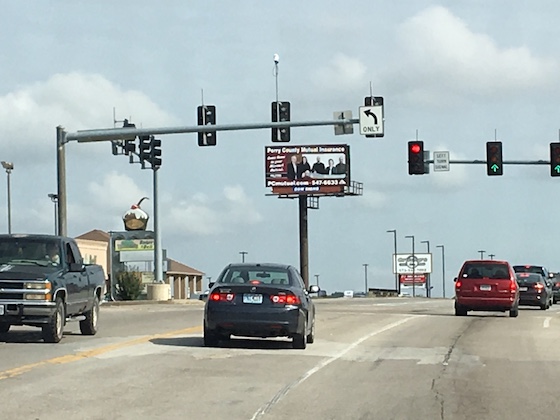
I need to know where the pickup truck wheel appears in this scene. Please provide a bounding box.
[0,323,10,333]
[42,298,65,343]
[80,296,99,335]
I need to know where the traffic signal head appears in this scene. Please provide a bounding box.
[271,101,290,142]
[139,135,151,163]
[149,137,162,168]
[197,105,217,146]
[408,141,425,175]
[550,143,560,177]
[486,141,503,176]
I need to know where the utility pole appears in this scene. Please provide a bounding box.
[363,264,369,295]
[239,251,248,263]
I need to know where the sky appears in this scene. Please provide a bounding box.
[1,1,560,296]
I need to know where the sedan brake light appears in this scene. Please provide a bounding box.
[555,282,560,288]
[270,293,300,305]
[534,283,544,291]
[210,292,235,302]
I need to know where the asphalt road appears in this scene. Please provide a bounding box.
[1,298,559,420]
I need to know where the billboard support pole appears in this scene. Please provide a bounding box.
[299,195,309,288]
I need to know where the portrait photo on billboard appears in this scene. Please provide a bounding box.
[265,144,350,195]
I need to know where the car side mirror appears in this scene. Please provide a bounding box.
[308,285,320,293]
[453,277,458,282]
[208,282,215,289]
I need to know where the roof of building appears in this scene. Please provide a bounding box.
[167,258,205,276]
[75,229,110,243]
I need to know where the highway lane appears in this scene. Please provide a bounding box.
[1,298,560,419]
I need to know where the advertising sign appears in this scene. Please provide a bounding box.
[265,144,350,195]
[392,253,432,274]
[400,274,427,285]
[115,238,155,252]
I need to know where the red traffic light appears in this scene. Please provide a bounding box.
[410,143,421,154]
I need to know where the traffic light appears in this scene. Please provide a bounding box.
[124,140,135,155]
[271,101,290,142]
[197,105,217,146]
[139,135,151,164]
[149,137,162,168]
[550,143,560,176]
[408,141,425,175]
[486,141,503,176]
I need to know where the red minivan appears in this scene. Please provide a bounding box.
[454,260,519,317]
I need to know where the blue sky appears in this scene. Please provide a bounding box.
[1,1,560,295]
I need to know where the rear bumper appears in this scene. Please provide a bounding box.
[0,301,56,325]
[456,296,517,311]
[205,305,305,338]
[519,293,547,306]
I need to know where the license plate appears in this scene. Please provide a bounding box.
[243,294,263,304]
[480,285,491,291]
[519,287,528,291]
[0,305,4,315]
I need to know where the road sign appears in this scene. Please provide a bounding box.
[359,105,383,136]
[333,110,353,135]
[433,151,450,172]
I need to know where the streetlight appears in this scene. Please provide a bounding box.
[314,274,320,288]
[1,161,13,234]
[478,250,486,259]
[48,193,59,235]
[386,229,398,294]
[363,264,369,295]
[421,240,430,298]
[239,251,248,263]
[488,254,495,260]
[405,235,416,297]
[436,245,446,299]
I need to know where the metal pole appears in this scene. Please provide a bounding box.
[56,126,67,236]
[387,230,398,294]
[421,240,430,298]
[153,168,164,291]
[274,54,280,142]
[437,245,446,299]
[478,250,485,259]
[239,251,248,262]
[405,235,415,297]
[488,253,495,260]
[314,274,319,288]
[6,170,11,234]
[299,195,309,288]
[363,264,368,295]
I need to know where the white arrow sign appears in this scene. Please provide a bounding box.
[359,105,384,136]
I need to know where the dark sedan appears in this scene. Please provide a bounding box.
[516,272,552,310]
[203,263,319,349]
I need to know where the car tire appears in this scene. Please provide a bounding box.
[203,323,219,347]
[509,306,519,318]
[0,322,10,333]
[42,297,65,343]
[454,303,467,316]
[80,295,100,335]
[306,318,315,344]
[293,320,307,349]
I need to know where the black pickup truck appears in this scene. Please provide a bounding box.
[0,234,105,343]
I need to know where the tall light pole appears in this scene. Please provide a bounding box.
[239,251,248,263]
[363,264,369,295]
[386,229,398,294]
[314,274,319,288]
[488,253,495,260]
[405,235,416,297]
[48,193,59,235]
[1,161,13,234]
[478,250,486,259]
[436,244,446,299]
[421,240,430,298]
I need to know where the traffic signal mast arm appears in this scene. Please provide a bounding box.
[67,119,359,143]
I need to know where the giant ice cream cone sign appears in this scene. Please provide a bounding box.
[123,197,150,231]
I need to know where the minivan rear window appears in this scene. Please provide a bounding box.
[461,263,510,279]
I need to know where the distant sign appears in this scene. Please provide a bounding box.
[115,239,155,252]
[433,151,450,172]
[392,253,432,274]
[343,290,354,298]
[265,144,351,195]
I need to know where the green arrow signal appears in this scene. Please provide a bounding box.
[491,164,500,172]
[555,165,560,173]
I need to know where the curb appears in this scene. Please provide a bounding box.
[101,299,205,307]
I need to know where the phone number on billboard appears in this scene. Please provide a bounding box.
[311,179,340,186]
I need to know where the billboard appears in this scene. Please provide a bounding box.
[392,253,432,274]
[265,144,350,195]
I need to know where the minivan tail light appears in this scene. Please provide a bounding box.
[455,280,462,289]
[510,280,517,292]
[210,292,235,302]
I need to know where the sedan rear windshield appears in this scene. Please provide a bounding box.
[513,265,545,276]
[516,273,544,284]
[218,266,291,286]
[461,263,510,279]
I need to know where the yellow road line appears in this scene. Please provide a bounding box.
[0,325,202,381]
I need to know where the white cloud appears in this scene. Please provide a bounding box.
[390,6,560,104]
[312,53,368,92]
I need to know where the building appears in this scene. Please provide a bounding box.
[75,229,205,299]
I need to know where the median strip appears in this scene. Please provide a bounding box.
[0,325,202,381]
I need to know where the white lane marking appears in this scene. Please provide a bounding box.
[250,316,418,420]
[544,317,551,328]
